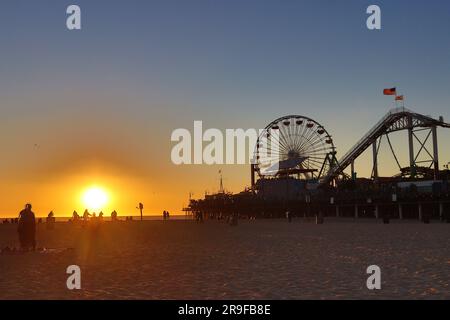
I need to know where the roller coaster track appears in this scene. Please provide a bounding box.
[321,107,450,185]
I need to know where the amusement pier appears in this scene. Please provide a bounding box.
[186,107,450,223]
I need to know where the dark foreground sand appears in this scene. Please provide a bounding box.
[0,218,449,300]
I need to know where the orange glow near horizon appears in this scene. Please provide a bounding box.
[81,186,109,212]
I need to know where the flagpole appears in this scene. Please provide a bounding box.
[395,92,399,109]
[395,86,399,109]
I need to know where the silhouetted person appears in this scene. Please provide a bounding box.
[316,211,324,224]
[111,210,118,222]
[46,211,56,230]
[230,212,238,226]
[196,211,203,223]
[98,211,104,222]
[286,211,292,223]
[18,204,36,251]
[72,211,80,223]
[83,209,91,222]
[138,203,144,221]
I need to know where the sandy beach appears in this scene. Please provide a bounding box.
[0,218,449,300]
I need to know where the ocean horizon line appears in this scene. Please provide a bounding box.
[1,214,191,221]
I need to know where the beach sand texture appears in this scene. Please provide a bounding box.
[0,219,449,299]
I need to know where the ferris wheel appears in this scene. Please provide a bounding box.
[253,115,336,180]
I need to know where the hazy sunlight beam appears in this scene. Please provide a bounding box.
[82,187,109,211]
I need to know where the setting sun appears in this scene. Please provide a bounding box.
[82,187,109,211]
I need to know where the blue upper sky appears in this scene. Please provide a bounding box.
[1,1,449,120]
[2,0,450,147]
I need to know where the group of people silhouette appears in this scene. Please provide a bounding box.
[12,204,124,251]
[162,210,170,220]
[8,203,175,251]
[2,218,19,224]
[70,210,121,223]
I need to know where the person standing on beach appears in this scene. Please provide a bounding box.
[286,211,292,223]
[18,204,36,251]
[46,211,56,230]
[83,209,91,222]
[111,210,118,222]
[72,211,80,223]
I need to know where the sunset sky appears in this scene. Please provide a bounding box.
[1,0,450,217]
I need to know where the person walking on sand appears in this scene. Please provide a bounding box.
[286,210,292,223]
[18,204,36,251]
[83,209,91,222]
[111,210,118,222]
[230,211,238,226]
[72,211,80,223]
[46,211,56,230]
